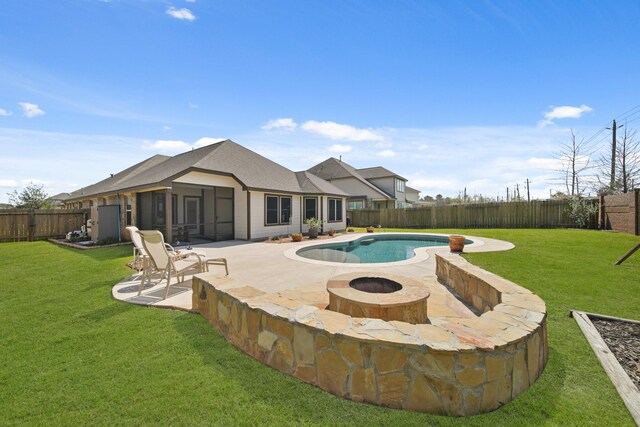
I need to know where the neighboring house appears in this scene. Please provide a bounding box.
[307,158,412,209]
[65,140,348,242]
[404,186,421,207]
[50,192,71,207]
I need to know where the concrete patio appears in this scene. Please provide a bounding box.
[112,232,514,314]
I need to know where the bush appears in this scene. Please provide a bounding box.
[96,237,120,246]
[567,197,598,228]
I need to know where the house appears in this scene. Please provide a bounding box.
[307,158,413,209]
[50,192,71,207]
[404,186,421,206]
[65,140,348,242]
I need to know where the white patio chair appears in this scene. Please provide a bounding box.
[136,230,204,299]
[126,226,177,274]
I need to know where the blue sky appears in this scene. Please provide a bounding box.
[2,0,640,203]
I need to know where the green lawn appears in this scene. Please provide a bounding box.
[1,230,638,426]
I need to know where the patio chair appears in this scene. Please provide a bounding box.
[136,230,204,299]
[126,226,177,274]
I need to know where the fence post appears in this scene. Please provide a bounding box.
[28,209,36,241]
[598,195,605,230]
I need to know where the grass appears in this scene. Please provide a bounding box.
[0,229,638,426]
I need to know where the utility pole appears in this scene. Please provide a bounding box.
[606,120,623,191]
[515,183,520,200]
[506,187,510,202]
[525,179,531,202]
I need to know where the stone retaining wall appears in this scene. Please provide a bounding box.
[192,253,547,415]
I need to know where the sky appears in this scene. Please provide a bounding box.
[2,0,640,203]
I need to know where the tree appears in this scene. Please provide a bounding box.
[7,183,54,209]
[555,129,591,197]
[596,125,640,194]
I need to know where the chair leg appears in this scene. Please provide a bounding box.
[224,260,228,275]
[138,268,146,296]
[164,269,172,299]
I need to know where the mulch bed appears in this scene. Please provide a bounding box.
[592,319,640,389]
[263,234,343,243]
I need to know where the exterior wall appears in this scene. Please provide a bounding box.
[319,195,347,232]
[600,190,639,235]
[327,177,389,205]
[368,177,396,199]
[406,189,420,204]
[249,191,301,240]
[248,193,346,239]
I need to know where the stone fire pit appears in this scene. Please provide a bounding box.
[327,273,429,324]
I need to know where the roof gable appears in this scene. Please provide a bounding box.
[357,166,406,181]
[307,158,392,199]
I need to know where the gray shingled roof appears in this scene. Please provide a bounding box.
[68,154,170,200]
[405,185,420,193]
[357,166,407,181]
[307,158,393,199]
[68,140,347,200]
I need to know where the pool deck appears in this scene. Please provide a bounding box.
[112,232,514,315]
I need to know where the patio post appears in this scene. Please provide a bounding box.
[165,188,173,243]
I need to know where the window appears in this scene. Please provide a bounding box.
[154,193,165,225]
[304,197,318,220]
[266,195,279,225]
[328,198,343,222]
[126,196,132,226]
[172,195,178,225]
[396,179,405,193]
[347,200,364,210]
[265,195,292,225]
[280,197,292,223]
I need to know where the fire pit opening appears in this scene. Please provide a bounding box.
[349,277,402,294]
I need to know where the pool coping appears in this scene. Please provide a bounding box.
[283,232,496,267]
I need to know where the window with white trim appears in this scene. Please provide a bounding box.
[265,195,292,225]
[347,200,364,210]
[328,198,343,222]
[304,197,318,220]
[396,179,405,193]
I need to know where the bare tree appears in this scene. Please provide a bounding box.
[596,125,640,193]
[554,129,592,196]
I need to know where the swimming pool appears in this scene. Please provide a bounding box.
[295,234,472,264]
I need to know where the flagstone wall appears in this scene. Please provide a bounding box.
[192,253,547,416]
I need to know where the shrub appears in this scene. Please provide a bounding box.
[567,197,598,228]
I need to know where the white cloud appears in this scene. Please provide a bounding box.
[301,120,384,142]
[185,0,196,2]
[188,102,199,109]
[143,137,225,154]
[377,150,396,158]
[0,179,18,187]
[538,104,593,127]
[262,118,297,131]
[19,102,45,118]
[144,140,191,153]
[166,7,196,21]
[328,144,352,153]
[163,126,172,131]
[0,108,12,116]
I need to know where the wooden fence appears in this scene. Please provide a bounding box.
[0,209,89,242]
[348,200,599,230]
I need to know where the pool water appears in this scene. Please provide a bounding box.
[296,234,469,264]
